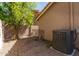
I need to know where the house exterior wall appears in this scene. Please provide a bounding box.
[37,3,70,41]
[73,3,79,48]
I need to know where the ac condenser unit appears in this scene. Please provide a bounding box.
[52,29,76,54]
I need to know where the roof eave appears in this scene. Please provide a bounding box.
[35,2,54,21]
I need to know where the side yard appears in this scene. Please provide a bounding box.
[0,38,79,56]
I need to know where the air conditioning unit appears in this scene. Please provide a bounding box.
[52,29,76,54]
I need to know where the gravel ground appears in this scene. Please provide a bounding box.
[0,38,79,56]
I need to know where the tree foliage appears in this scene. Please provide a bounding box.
[0,2,37,39]
[0,2,37,26]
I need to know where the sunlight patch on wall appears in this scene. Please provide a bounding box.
[0,20,3,49]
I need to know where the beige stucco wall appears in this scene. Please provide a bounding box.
[73,3,79,48]
[37,3,70,41]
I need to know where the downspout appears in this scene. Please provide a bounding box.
[70,2,74,30]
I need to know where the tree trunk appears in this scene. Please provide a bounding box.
[28,26,31,37]
[13,26,19,40]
